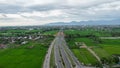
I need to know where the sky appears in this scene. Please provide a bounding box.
[0,0,120,26]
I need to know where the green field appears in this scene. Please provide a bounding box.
[64,29,112,37]
[0,28,56,68]
[93,47,110,58]
[66,38,97,49]
[0,42,47,68]
[0,38,54,68]
[72,49,97,65]
[0,26,119,67]
[65,28,120,66]
[93,39,120,58]
[0,29,42,37]
[43,30,58,35]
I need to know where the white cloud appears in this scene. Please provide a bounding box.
[20,10,63,17]
[0,0,60,6]
[6,14,22,18]
[0,0,120,26]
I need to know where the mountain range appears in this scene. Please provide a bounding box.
[46,19,120,26]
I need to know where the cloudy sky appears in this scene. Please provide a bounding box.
[0,0,120,26]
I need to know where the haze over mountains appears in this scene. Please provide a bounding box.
[46,19,120,26]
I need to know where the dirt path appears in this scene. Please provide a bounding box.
[81,43,101,63]
[100,37,120,39]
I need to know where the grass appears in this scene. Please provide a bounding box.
[0,29,42,37]
[100,39,120,46]
[65,29,120,66]
[64,29,112,37]
[75,38,96,46]
[67,38,97,48]
[99,39,120,55]
[50,46,55,68]
[43,30,58,35]
[92,39,120,58]
[64,30,80,35]
[93,47,110,58]
[72,49,97,65]
[0,48,47,68]
[0,38,54,68]
[0,29,42,33]
[103,45,120,55]
[0,28,58,68]
[64,28,120,67]
[0,28,56,68]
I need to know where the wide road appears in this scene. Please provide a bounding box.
[43,30,83,68]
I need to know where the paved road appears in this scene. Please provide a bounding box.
[54,37,64,68]
[43,31,83,68]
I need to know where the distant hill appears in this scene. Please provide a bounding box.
[46,19,120,26]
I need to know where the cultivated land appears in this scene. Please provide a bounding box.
[0,25,120,68]
[0,27,57,68]
[65,26,120,67]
